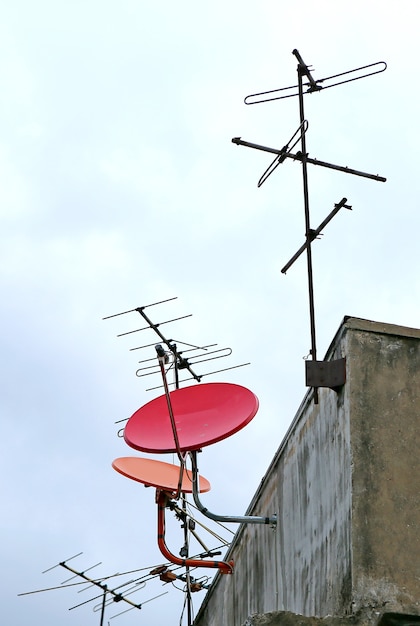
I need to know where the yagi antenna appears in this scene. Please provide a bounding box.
[103,297,250,390]
[20,553,169,624]
[233,49,387,402]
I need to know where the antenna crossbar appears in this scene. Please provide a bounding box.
[232,137,386,183]
[117,314,193,337]
[281,197,352,274]
[102,297,177,320]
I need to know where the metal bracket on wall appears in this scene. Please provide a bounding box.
[305,357,346,392]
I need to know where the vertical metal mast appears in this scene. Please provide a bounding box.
[182,496,193,626]
[99,585,107,626]
[293,49,319,401]
[156,344,193,626]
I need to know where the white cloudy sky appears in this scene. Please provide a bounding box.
[2,1,419,625]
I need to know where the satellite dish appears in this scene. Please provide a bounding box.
[123,382,259,453]
[112,456,211,493]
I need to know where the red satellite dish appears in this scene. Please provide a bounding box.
[123,382,259,453]
[112,456,211,493]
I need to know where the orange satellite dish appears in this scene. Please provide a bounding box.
[112,456,211,493]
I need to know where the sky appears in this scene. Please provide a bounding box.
[2,1,419,625]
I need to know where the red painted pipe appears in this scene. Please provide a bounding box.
[156,491,234,575]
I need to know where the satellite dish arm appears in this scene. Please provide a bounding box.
[190,451,277,526]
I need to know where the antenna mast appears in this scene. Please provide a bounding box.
[233,49,387,401]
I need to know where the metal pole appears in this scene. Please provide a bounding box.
[173,342,180,390]
[294,51,318,403]
[182,496,193,626]
[99,585,107,626]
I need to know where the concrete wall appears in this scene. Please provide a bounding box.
[193,318,420,626]
[347,320,420,614]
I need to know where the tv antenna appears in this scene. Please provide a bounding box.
[19,551,220,626]
[18,552,169,624]
[232,49,387,402]
[103,297,250,392]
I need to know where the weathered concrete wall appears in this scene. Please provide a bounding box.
[194,318,420,626]
[347,320,420,615]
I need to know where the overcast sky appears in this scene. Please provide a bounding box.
[2,2,419,625]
